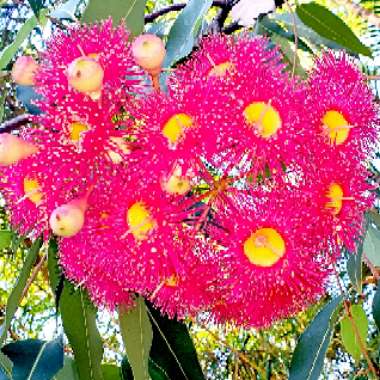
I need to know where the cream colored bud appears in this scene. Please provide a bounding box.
[0,134,38,166]
[11,56,39,86]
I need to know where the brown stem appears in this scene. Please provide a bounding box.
[21,252,47,301]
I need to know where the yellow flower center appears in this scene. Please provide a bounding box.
[69,122,88,142]
[325,182,344,215]
[208,61,235,77]
[322,110,350,146]
[162,113,193,145]
[164,275,179,287]
[243,227,286,267]
[243,101,282,138]
[164,173,191,195]
[127,202,156,241]
[23,177,43,205]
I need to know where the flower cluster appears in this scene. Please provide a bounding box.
[1,20,377,327]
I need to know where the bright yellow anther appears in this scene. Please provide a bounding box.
[69,122,88,142]
[23,178,43,205]
[162,113,193,145]
[243,101,282,138]
[243,227,285,267]
[127,202,156,240]
[322,110,350,146]
[208,61,235,77]
[325,182,344,215]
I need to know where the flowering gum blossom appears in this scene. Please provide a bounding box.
[244,102,282,138]
[0,134,38,166]
[243,227,285,267]
[162,113,193,145]
[322,110,350,145]
[49,198,87,237]
[127,202,156,241]
[11,56,39,86]
[67,57,104,96]
[132,34,166,76]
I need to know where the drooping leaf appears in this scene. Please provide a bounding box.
[27,0,44,19]
[296,2,371,57]
[270,34,307,78]
[47,242,104,380]
[102,364,123,380]
[146,302,205,380]
[373,280,380,330]
[55,358,80,380]
[164,0,213,68]
[363,224,380,267]
[346,246,363,294]
[0,231,13,250]
[82,0,147,36]
[340,304,368,362]
[289,296,343,380]
[2,337,64,380]
[16,86,42,115]
[119,298,153,380]
[0,353,13,380]
[0,238,42,345]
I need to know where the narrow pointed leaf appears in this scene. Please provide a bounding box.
[0,238,42,345]
[340,304,368,362]
[346,246,363,294]
[363,224,380,267]
[0,231,12,250]
[0,353,13,380]
[119,298,153,380]
[296,2,371,56]
[164,0,213,68]
[102,364,122,380]
[373,280,380,330]
[289,296,343,380]
[82,0,147,36]
[2,337,64,380]
[55,358,80,380]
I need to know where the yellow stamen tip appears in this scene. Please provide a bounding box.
[208,61,235,77]
[23,177,43,205]
[127,202,155,241]
[69,122,88,142]
[325,182,344,215]
[162,113,193,145]
[322,110,350,146]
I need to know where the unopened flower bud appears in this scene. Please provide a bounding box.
[132,34,166,76]
[49,198,87,237]
[11,56,39,86]
[67,57,104,96]
[0,133,38,166]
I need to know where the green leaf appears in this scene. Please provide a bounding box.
[0,352,13,380]
[119,297,153,380]
[373,280,380,331]
[164,0,213,68]
[346,247,363,294]
[0,231,12,250]
[0,238,42,345]
[55,358,80,380]
[363,224,380,267]
[102,364,122,380]
[82,0,147,36]
[289,296,343,380]
[296,2,371,57]
[146,302,205,380]
[2,337,64,380]
[47,242,104,380]
[27,0,44,19]
[340,304,368,362]
[270,34,307,79]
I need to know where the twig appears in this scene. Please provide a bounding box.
[21,252,48,300]
[285,0,298,79]
[367,75,380,81]
[144,1,227,23]
[0,114,32,133]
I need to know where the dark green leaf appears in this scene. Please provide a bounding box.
[0,238,42,345]
[82,0,147,36]
[340,304,368,362]
[16,86,42,115]
[347,247,363,294]
[164,0,213,68]
[47,242,104,380]
[27,0,44,19]
[296,2,371,56]
[289,296,343,380]
[2,337,64,380]
[119,298,153,380]
[0,231,12,250]
[55,358,80,380]
[102,364,122,380]
[146,302,205,380]
[373,280,380,330]
[363,224,380,267]
[0,353,13,380]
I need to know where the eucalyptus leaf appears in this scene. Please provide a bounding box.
[27,0,44,19]
[0,238,42,345]
[82,0,147,36]
[55,358,80,380]
[2,337,64,380]
[119,298,153,380]
[164,0,213,68]
[346,246,363,294]
[363,224,380,267]
[0,231,12,250]
[373,280,380,331]
[16,86,42,115]
[296,2,371,56]
[102,364,123,380]
[289,296,343,380]
[340,304,368,362]
[0,353,13,380]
